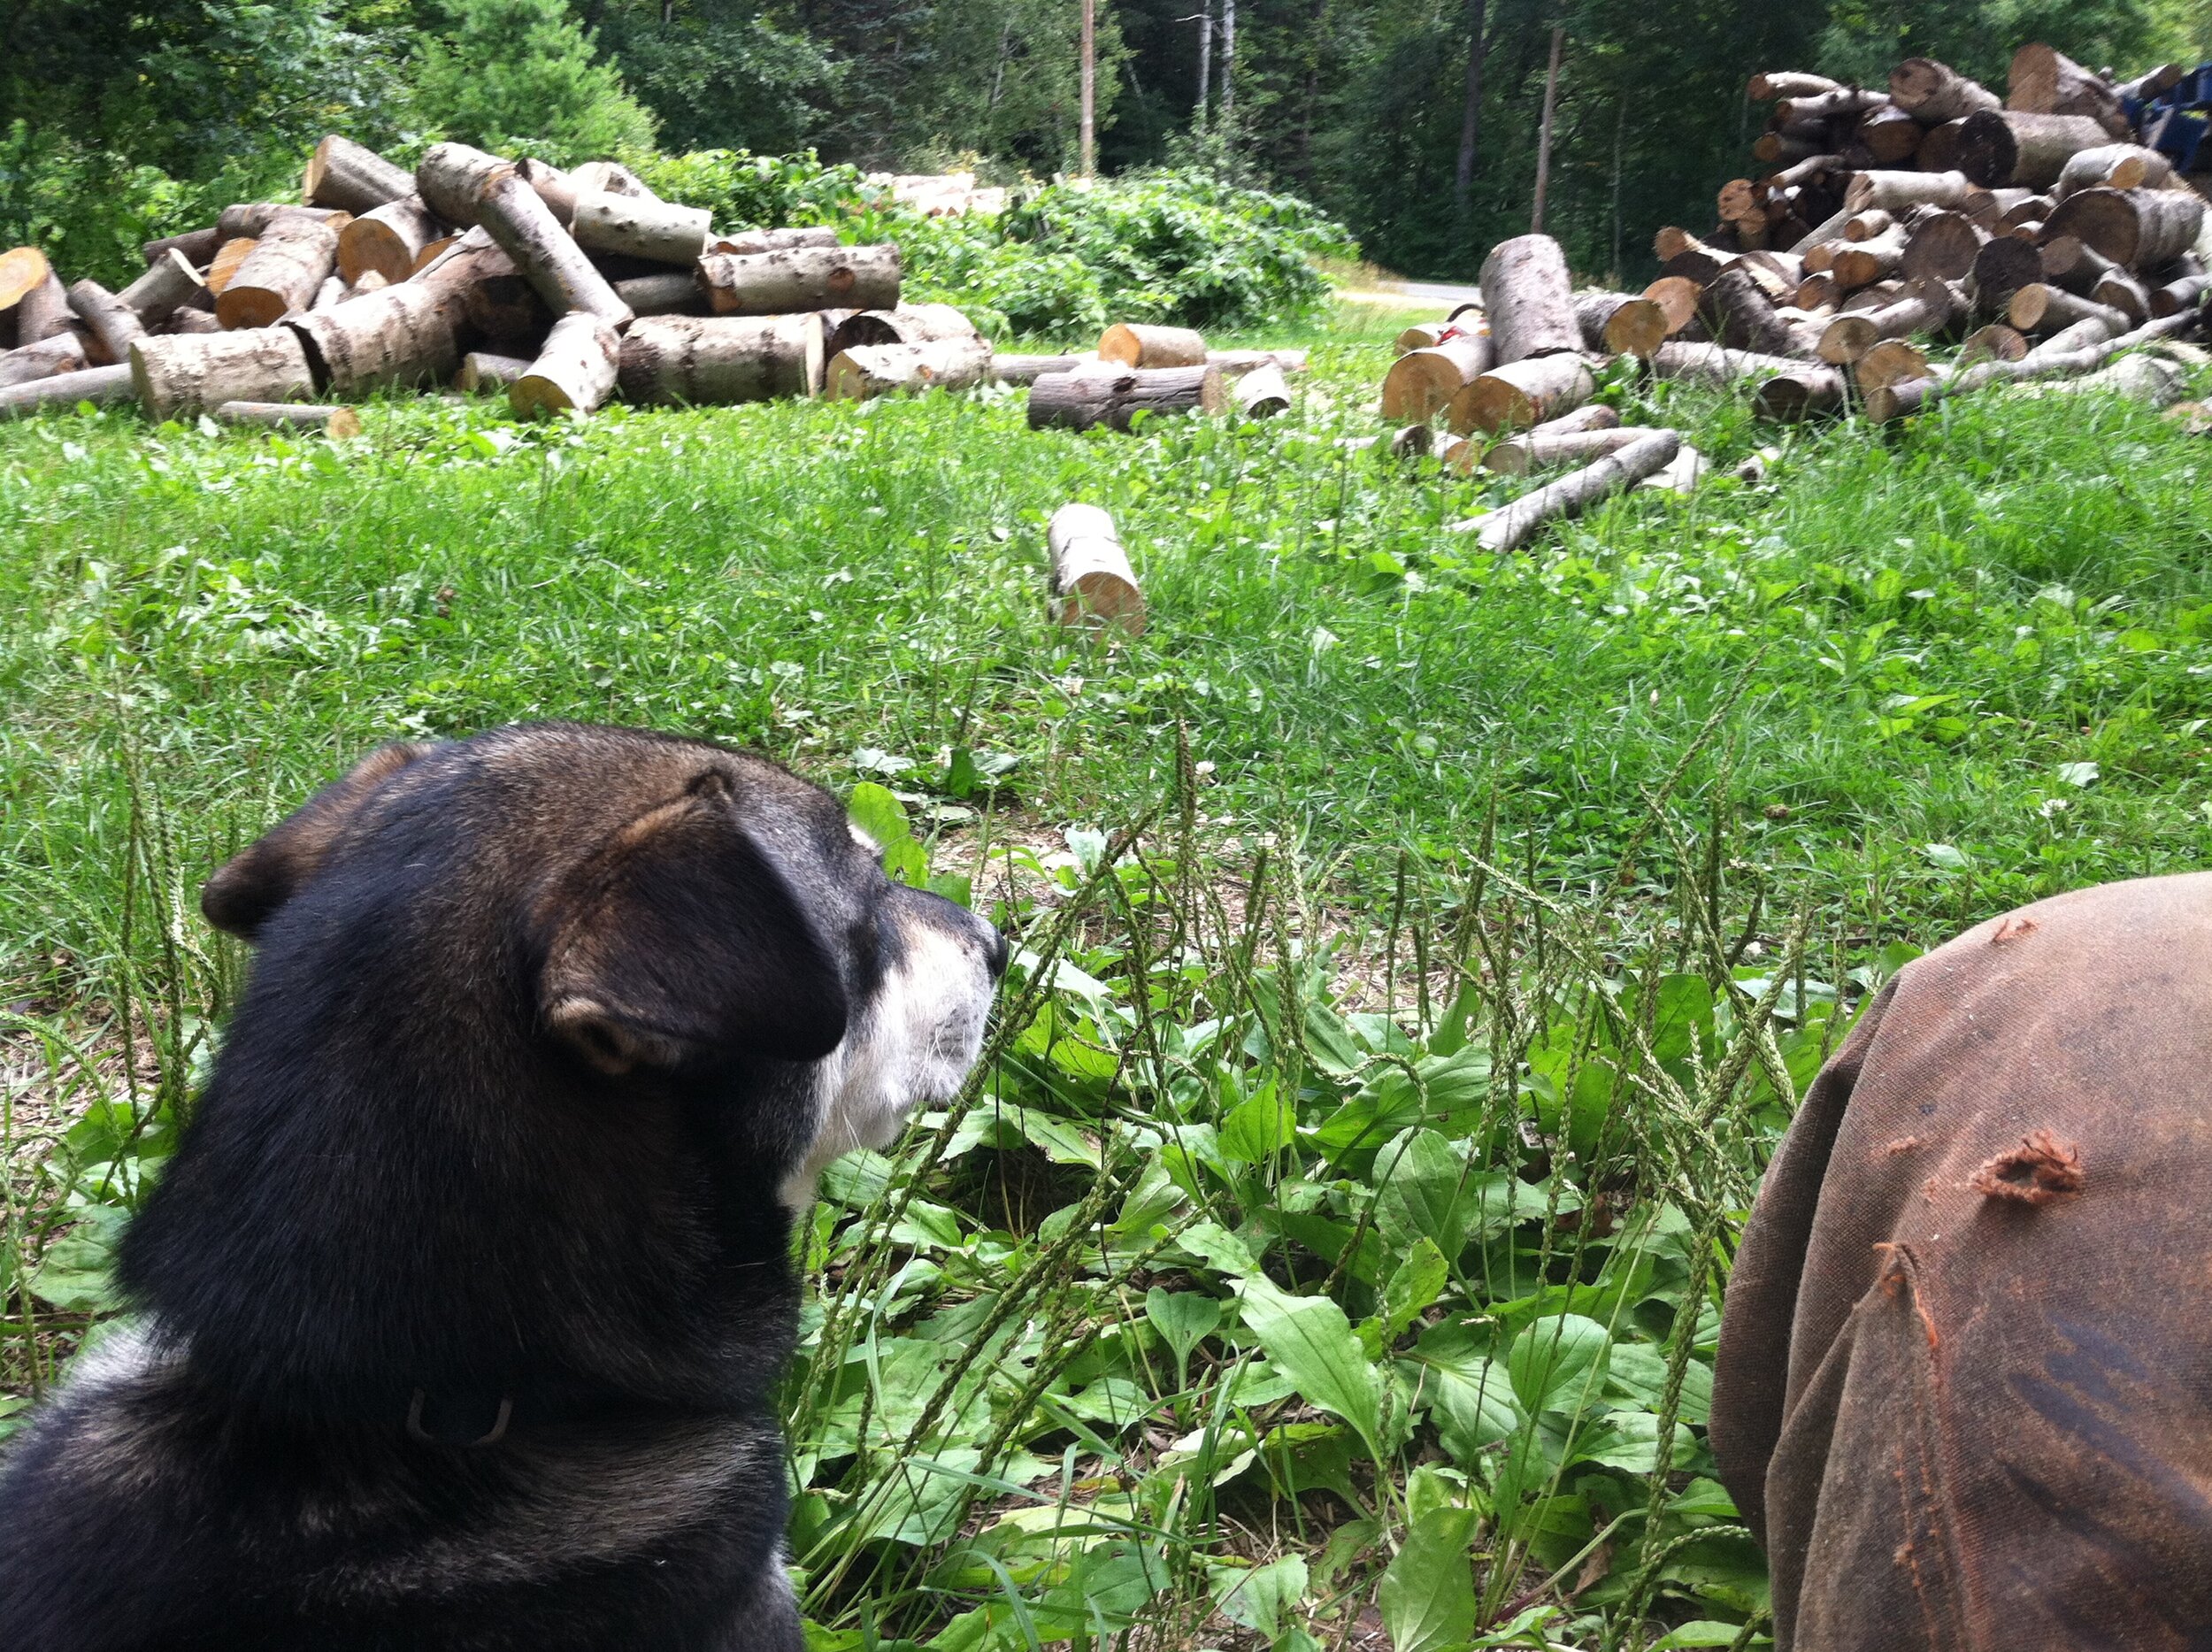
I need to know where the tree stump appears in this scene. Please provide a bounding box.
[1098,324,1207,366]
[215,400,363,437]
[131,328,313,419]
[571,190,712,266]
[1449,354,1595,434]
[288,283,460,394]
[218,216,341,329]
[617,314,826,404]
[697,245,900,317]
[1479,234,1579,363]
[1026,365,1225,431]
[1047,504,1143,634]
[303,135,414,213]
[824,337,992,400]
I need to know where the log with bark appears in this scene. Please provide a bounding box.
[1479,424,1652,474]
[1026,365,1225,431]
[1958,323,2029,365]
[612,272,704,317]
[14,269,71,346]
[1479,234,1580,363]
[143,227,223,271]
[2054,143,2172,199]
[1901,211,1985,281]
[1099,323,1207,366]
[1957,110,2116,189]
[1847,171,1972,214]
[1209,348,1310,378]
[339,196,447,285]
[206,237,258,295]
[1830,226,1906,289]
[214,399,364,437]
[131,328,315,419]
[217,214,340,328]
[1817,280,1954,362]
[710,227,842,256]
[0,364,133,418]
[457,351,534,392]
[1647,342,1807,388]
[303,135,414,213]
[2043,188,2205,271]
[1572,291,1667,357]
[569,161,654,200]
[1890,58,2000,121]
[991,353,1092,386]
[1047,503,1144,634]
[1233,363,1293,418]
[1703,265,1812,356]
[827,303,980,357]
[0,330,87,388]
[1854,339,1932,390]
[2152,274,2212,319]
[1640,276,1703,337]
[2090,270,2154,322]
[0,247,51,334]
[163,308,223,336]
[114,249,204,328]
[1865,308,2201,419]
[1968,234,2045,306]
[571,190,712,266]
[419,143,633,329]
[696,244,900,317]
[1380,334,1494,422]
[2007,44,2127,135]
[1752,364,1847,419]
[288,282,461,393]
[1453,429,1682,553]
[511,312,620,418]
[1449,354,1595,434]
[65,280,147,365]
[824,337,992,400]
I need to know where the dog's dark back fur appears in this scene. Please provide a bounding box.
[0,724,1003,1651]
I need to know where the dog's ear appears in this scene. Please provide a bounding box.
[201,741,431,941]
[539,770,850,1075]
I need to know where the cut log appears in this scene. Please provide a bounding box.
[1047,503,1143,634]
[217,203,348,241]
[697,245,899,318]
[116,249,204,327]
[1778,87,1888,123]
[1379,335,1494,421]
[824,337,992,400]
[511,312,619,419]
[206,237,257,295]
[1901,211,1985,281]
[1748,72,1840,102]
[1859,106,1925,165]
[2043,188,2205,272]
[1388,425,1434,461]
[161,309,222,336]
[827,303,980,357]
[515,159,578,225]
[2022,315,2116,362]
[217,215,340,329]
[311,275,347,311]
[1831,225,1906,288]
[287,282,460,393]
[571,190,711,266]
[1841,279,1906,312]
[1843,209,1893,242]
[2152,274,2212,319]
[1209,348,1310,377]
[2037,234,2120,295]
[1794,273,1840,312]
[16,270,70,345]
[1640,276,1703,337]
[710,227,842,255]
[991,353,1091,386]
[1872,309,2201,419]
[1890,58,1999,121]
[1647,342,1804,387]
[339,196,446,285]
[1958,324,2029,365]
[0,330,87,388]
[416,143,505,228]
[2054,143,2171,199]
[419,143,632,328]
[1702,265,1811,356]
[617,314,829,405]
[1847,171,1971,214]
[1752,365,1847,419]
[303,135,413,213]
[0,364,133,418]
[1233,364,1292,417]
[1571,291,1666,357]
[66,280,147,364]
[1099,324,1206,366]
[612,272,704,317]
[568,161,654,200]
[1999,192,2053,228]
[1479,234,1579,363]
[457,351,533,392]
[1448,354,1594,434]
[1969,235,2046,306]
[1854,339,1931,391]
[1480,424,1650,474]
[1958,110,2116,188]
[0,247,50,328]
[130,328,313,419]
[1455,430,1680,554]
[214,399,363,437]
[1862,378,1940,421]
[1394,322,1447,355]
[1026,365,1225,431]
[408,227,553,355]
[2091,270,2153,323]
[1817,281,1954,363]
[2116,64,2187,102]
[2030,350,2185,405]
[2007,44,2126,134]
[143,227,222,270]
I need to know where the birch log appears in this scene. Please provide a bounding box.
[1233,364,1292,417]
[1379,334,1494,420]
[1479,234,1579,362]
[65,281,146,364]
[118,250,204,327]
[457,352,534,392]
[571,190,712,265]
[287,283,461,394]
[0,331,87,388]
[1047,504,1143,634]
[710,227,842,255]
[824,337,992,399]
[618,314,827,403]
[697,245,900,317]
[303,135,414,212]
[131,328,315,419]
[511,313,620,418]
[826,304,980,357]
[1455,430,1682,553]
[1480,425,1652,474]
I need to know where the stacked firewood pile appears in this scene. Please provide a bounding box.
[0,135,1302,434]
[1629,45,2211,421]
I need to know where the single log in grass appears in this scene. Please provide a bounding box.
[1480,424,1653,475]
[1026,365,1225,431]
[131,327,314,420]
[0,363,133,419]
[214,399,364,437]
[617,314,827,403]
[1452,429,1682,553]
[1047,503,1143,634]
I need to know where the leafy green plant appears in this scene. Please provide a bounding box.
[412,0,659,162]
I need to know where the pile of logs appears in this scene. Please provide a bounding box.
[0,135,1302,434]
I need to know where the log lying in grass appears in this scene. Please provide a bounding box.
[1855,339,1931,390]
[217,215,341,328]
[1865,308,2202,420]
[1573,291,1667,357]
[1452,429,1682,553]
[131,328,314,419]
[991,352,1091,386]
[1959,323,2029,365]
[214,399,364,437]
[1480,424,1652,474]
[511,312,619,418]
[1233,364,1292,417]
[1026,365,1225,431]
[0,330,87,388]
[457,351,533,392]
[571,190,711,265]
[826,303,979,357]
[824,337,992,400]
[1047,503,1143,634]
[66,280,146,364]
[2043,188,2205,272]
[0,363,133,418]
[288,282,460,394]
[617,314,826,404]
[1379,334,1493,421]
[1099,323,1205,366]
[339,197,447,285]
[1647,342,1805,388]
[697,244,899,317]
[1448,354,1594,435]
[303,135,413,213]
[1479,234,1579,362]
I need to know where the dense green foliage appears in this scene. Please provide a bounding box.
[411,0,661,159]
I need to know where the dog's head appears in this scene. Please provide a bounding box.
[199,724,1004,1202]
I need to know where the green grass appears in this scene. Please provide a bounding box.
[4,306,2211,1648]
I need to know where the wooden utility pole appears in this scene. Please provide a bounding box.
[1080,0,1097,177]
[1531,21,1563,233]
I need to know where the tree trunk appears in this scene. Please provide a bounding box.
[1098,323,1208,366]
[825,337,992,399]
[1233,363,1293,416]
[617,314,826,403]
[1847,171,1971,213]
[2043,188,2205,271]
[65,280,147,364]
[218,216,340,329]
[2007,44,2125,135]
[215,399,364,437]
[457,351,534,392]
[0,330,86,388]
[613,272,705,317]
[2005,282,2130,337]
[1479,234,1578,362]
[1751,365,1847,419]
[1026,365,1226,430]
[0,363,133,418]
[1195,0,1212,130]
[1220,0,1236,127]
[1379,334,1494,421]
[1647,342,1806,386]
[1480,423,1647,474]
[1530,23,1563,234]
[697,245,900,317]
[339,196,448,285]
[1453,0,1488,230]
[991,353,1092,385]
[571,189,711,265]
[1958,110,2115,188]
[1048,503,1143,634]
[1449,353,1594,434]
[511,312,619,418]
[287,282,461,393]
[1571,291,1666,357]
[131,327,313,419]
[303,135,414,213]
[1888,58,1998,121]
[2054,143,2170,199]
[710,227,842,256]
[1456,429,1679,553]
[1079,0,1096,176]
[825,303,979,357]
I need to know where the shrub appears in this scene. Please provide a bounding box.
[411,0,659,164]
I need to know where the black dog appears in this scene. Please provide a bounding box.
[0,724,1004,1650]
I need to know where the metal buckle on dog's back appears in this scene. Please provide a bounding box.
[406,1387,514,1448]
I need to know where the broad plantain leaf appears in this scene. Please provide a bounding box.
[1236,1274,1384,1457]
[1378,1504,1477,1652]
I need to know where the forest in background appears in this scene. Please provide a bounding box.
[4,0,2209,287]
